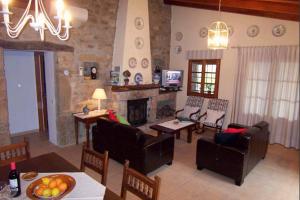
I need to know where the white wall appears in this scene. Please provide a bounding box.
[4,50,39,134]
[170,6,299,127]
[44,52,58,145]
[112,0,152,84]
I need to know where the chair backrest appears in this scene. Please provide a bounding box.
[207,99,229,112]
[121,160,161,200]
[185,96,204,108]
[0,138,30,167]
[80,144,109,185]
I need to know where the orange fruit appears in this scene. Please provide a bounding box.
[38,184,47,189]
[58,182,67,192]
[55,178,63,185]
[36,187,44,196]
[48,180,57,189]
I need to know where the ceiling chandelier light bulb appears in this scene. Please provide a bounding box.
[55,0,64,18]
[207,0,229,50]
[0,0,72,41]
[64,11,71,27]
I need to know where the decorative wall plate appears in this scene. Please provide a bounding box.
[175,45,182,54]
[134,73,143,85]
[175,32,183,41]
[228,25,234,37]
[199,27,208,38]
[247,25,260,37]
[135,37,144,49]
[128,57,137,68]
[135,17,144,30]
[141,58,149,68]
[272,24,286,37]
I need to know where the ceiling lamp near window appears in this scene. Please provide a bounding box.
[207,0,229,49]
[0,0,72,41]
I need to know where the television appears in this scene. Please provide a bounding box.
[161,70,184,88]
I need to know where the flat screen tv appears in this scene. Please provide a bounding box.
[161,70,183,88]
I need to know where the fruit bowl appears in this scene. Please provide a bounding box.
[26,174,76,200]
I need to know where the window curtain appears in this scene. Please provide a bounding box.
[232,46,299,149]
[186,49,223,60]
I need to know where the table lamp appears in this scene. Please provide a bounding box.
[92,88,107,111]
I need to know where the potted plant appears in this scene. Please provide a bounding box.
[123,70,131,85]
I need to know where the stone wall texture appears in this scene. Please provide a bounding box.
[0,47,11,146]
[149,0,172,70]
[0,0,119,146]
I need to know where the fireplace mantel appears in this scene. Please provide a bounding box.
[111,84,160,92]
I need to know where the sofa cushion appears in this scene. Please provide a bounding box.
[203,109,225,126]
[214,132,240,147]
[114,123,142,144]
[116,114,130,125]
[178,106,199,120]
[224,128,247,134]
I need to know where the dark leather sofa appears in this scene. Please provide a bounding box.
[92,118,175,174]
[196,121,269,186]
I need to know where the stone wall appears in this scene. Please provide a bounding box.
[156,92,177,119]
[0,0,119,146]
[0,47,11,146]
[149,0,172,71]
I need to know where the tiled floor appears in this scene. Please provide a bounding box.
[12,126,299,200]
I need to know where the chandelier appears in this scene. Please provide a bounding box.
[0,0,72,41]
[207,0,229,49]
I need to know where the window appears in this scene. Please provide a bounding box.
[187,59,220,98]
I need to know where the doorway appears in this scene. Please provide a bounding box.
[4,50,50,138]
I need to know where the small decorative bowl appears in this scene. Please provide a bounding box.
[22,171,38,181]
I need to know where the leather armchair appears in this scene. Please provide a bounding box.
[92,118,174,174]
[196,121,270,186]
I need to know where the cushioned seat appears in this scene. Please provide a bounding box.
[92,118,175,174]
[196,121,270,186]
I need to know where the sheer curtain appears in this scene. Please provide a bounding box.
[232,46,299,149]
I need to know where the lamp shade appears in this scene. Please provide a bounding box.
[92,89,107,100]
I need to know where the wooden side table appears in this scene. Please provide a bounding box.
[73,110,108,147]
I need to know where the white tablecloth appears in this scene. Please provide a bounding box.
[18,172,106,200]
[158,119,195,130]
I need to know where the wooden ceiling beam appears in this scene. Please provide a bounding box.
[164,0,299,21]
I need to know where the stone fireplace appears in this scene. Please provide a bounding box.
[127,98,149,126]
[109,85,160,125]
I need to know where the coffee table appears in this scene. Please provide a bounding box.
[150,119,196,143]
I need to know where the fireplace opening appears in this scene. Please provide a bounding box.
[127,98,149,127]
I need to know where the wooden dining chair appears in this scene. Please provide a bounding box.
[0,138,30,167]
[121,160,161,200]
[80,143,109,186]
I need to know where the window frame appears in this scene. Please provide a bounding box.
[187,59,221,98]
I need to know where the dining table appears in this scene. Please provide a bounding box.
[0,152,122,200]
